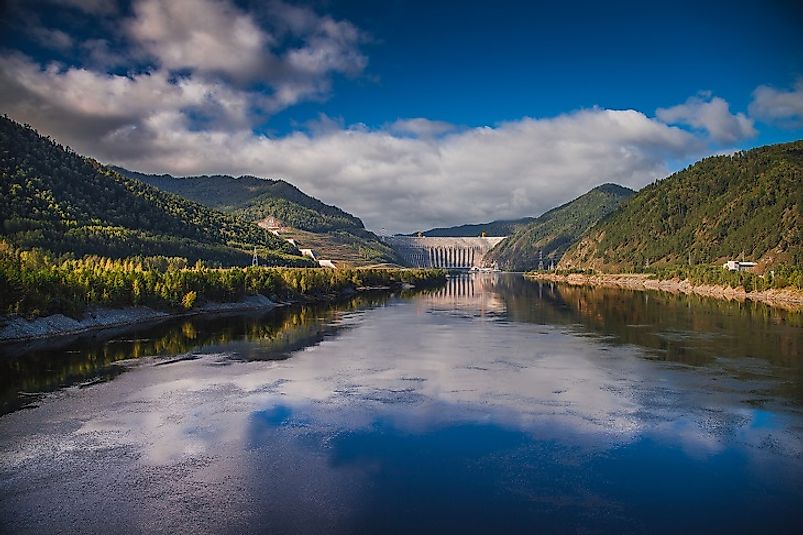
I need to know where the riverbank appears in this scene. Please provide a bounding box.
[0,294,283,344]
[525,272,803,311]
[0,275,443,345]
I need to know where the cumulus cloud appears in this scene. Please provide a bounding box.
[749,79,803,128]
[0,0,713,234]
[0,60,702,233]
[389,118,456,137]
[124,0,367,110]
[656,93,756,143]
[126,0,270,80]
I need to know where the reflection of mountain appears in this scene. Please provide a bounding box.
[553,284,802,367]
[503,277,802,371]
[0,294,391,414]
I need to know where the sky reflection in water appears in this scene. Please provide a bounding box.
[0,274,801,534]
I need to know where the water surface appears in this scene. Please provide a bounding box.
[1,274,801,534]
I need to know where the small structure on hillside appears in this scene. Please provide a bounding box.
[300,248,317,261]
[257,216,283,230]
[318,259,337,268]
[723,260,757,271]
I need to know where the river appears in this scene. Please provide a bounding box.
[1,273,801,534]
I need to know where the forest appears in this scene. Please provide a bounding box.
[649,264,803,292]
[560,140,803,271]
[117,168,367,234]
[117,168,399,263]
[540,264,803,292]
[0,116,300,265]
[486,184,634,271]
[0,241,445,318]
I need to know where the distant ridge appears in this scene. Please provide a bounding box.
[114,168,399,264]
[486,183,635,271]
[411,217,534,238]
[560,140,803,271]
[113,168,366,234]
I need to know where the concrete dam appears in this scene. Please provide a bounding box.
[384,236,506,268]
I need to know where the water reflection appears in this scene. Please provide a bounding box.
[1,274,801,534]
[0,294,392,414]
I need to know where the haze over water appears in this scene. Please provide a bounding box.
[1,274,802,533]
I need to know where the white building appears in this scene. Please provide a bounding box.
[723,260,757,271]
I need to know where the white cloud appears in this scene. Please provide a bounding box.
[0,54,258,132]
[656,93,756,143]
[749,79,803,128]
[126,0,270,81]
[124,0,367,110]
[389,118,456,137]
[0,57,703,233]
[0,0,714,234]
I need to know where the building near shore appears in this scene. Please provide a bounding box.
[723,260,757,271]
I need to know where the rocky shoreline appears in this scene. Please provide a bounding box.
[525,272,803,312]
[0,294,281,345]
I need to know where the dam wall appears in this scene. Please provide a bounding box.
[384,236,506,268]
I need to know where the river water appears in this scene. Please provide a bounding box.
[1,273,801,534]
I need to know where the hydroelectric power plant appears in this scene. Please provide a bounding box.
[383,236,506,269]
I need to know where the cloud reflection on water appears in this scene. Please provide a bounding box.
[1,274,802,534]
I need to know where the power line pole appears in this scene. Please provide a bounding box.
[252,246,259,267]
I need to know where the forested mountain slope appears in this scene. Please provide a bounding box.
[116,168,399,264]
[0,116,304,265]
[114,168,365,234]
[559,141,803,271]
[486,184,634,271]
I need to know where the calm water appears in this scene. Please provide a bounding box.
[1,274,802,534]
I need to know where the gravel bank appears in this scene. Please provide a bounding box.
[526,272,803,311]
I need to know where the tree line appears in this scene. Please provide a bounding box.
[0,242,446,318]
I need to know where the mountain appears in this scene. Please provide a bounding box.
[0,116,306,266]
[113,168,365,234]
[485,184,635,271]
[413,217,534,237]
[115,168,399,265]
[559,141,803,271]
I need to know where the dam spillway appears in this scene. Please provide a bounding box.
[384,236,506,268]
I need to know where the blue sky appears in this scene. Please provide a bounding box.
[280,0,803,139]
[1,0,802,232]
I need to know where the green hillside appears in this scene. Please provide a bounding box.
[559,140,803,272]
[116,168,399,265]
[114,168,365,234]
[486,184,635,271]
[0,116,307,266]
[413,217,534,237]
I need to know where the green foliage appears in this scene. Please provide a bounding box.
[114,167,398,263]
[561,141,803,270]
[0,116,303,265]
[0,242,446,318]
[487,184,635,271]
[181,291,197,310]
[115,168,366,233]
[649,264,803,292]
